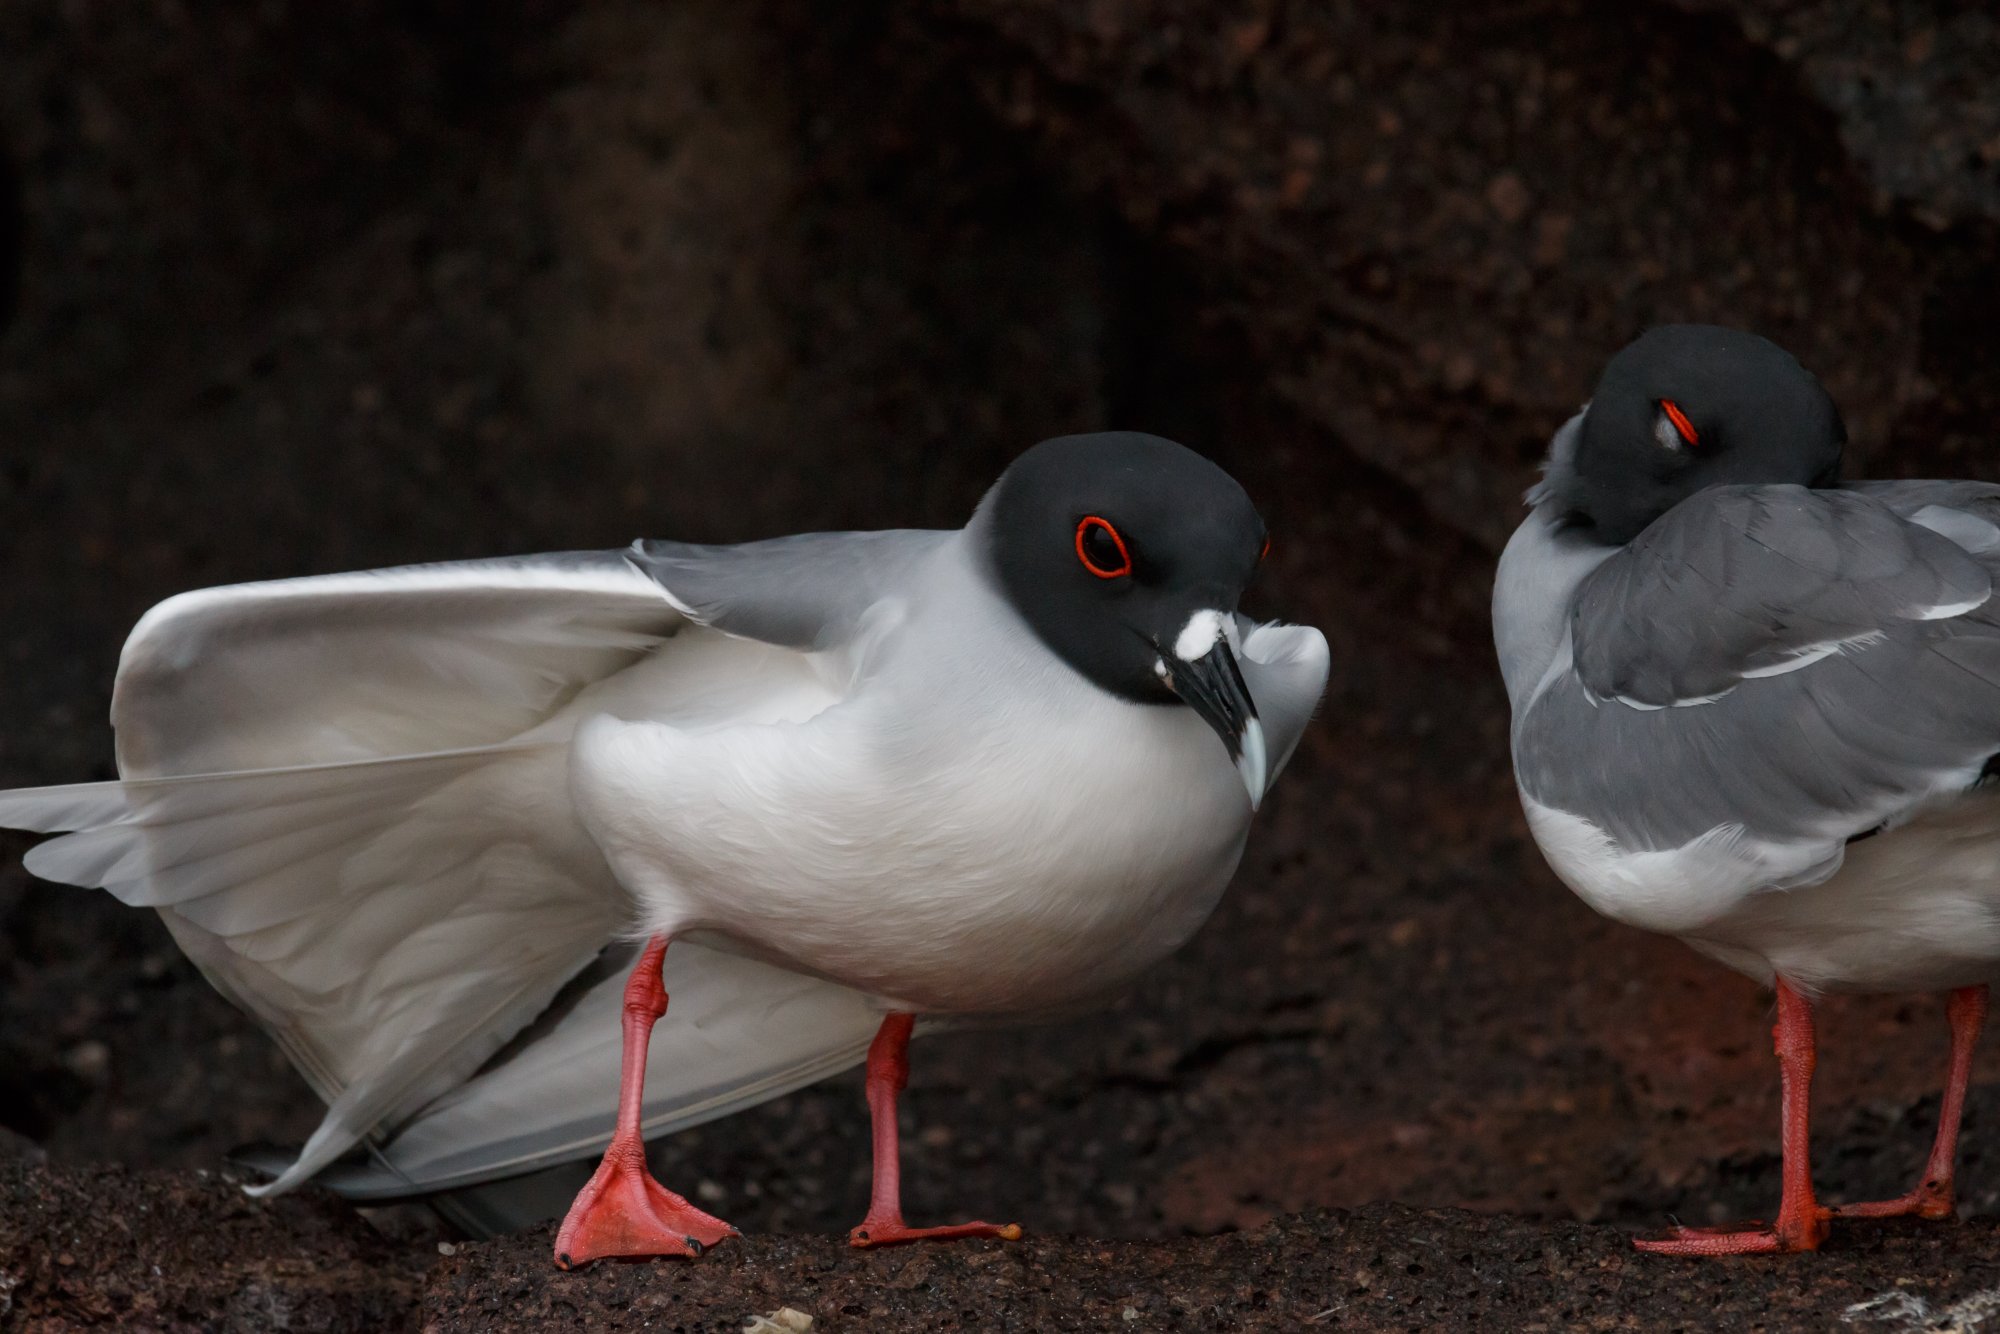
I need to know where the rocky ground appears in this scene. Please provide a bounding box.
[3,0,2000,1328]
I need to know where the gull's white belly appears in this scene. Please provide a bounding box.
[571,693,1252,1016]
[1527,792,2000,994]
[1693,796,2000,994]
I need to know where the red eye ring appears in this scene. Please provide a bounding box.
[1260,534,1271,564]
[1075,515,1132,579]
[1660,398,1700,447]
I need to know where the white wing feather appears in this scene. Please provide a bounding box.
[0,553,880,1196]
[110,554,675,774]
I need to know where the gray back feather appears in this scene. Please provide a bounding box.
[1517,482,2000,849]
[1571,485,1990,708]
[627,529,953,650]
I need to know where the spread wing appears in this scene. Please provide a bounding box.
[107,552,681,774]
[0,553,684,1190]
[0,544,907,1195]
[1517,483,2000,858]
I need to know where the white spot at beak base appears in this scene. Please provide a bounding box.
[1174,609,1228,662]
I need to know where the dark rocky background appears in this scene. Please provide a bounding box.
[2,1,1999,1328]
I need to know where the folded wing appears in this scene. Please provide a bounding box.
[1519,483,2000,856]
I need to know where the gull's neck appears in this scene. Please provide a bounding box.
[1492,501,1618,715]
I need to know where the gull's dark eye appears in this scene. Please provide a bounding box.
[1656,398,1700,450]
[1074,515,1132,579]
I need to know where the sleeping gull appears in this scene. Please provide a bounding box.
[0,431,1328,1266]
[1496,324,2000,1255]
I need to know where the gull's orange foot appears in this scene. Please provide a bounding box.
[848,1217,1023,1249]
[1633,1210,1830,1257]
[554,1154,738,1269]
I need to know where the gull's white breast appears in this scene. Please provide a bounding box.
[569,548,1254,1016]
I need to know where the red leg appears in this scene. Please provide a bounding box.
[1836,984,1988,1220]
[1636,977,1831,1256]
[553,935,737,1269]
[847,1013,1022,1248]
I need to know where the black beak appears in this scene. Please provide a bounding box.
[1156,626,1267,809]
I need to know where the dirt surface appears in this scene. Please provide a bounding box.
[1,1159,424,1332]
[4,0,2000,1329]
[14,1157,2000,1332]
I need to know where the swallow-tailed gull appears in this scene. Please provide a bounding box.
[1496,324,2000,1255]
[0,431,1328,1266]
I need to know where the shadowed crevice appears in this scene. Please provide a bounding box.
[0,143,20,336]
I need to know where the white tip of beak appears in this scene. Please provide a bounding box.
[1238,716,1269,811]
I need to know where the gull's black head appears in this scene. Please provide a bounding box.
[977,431,1272,803]
[1541,324,1846,545]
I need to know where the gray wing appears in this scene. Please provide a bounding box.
[1518,483,2000,851]
[1570,485,1990,709]
[1847,478,2000,551]
[627,530,952,650]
